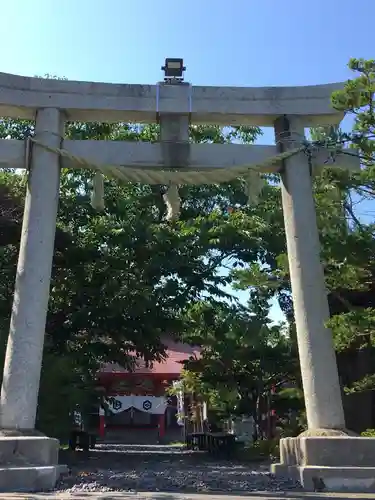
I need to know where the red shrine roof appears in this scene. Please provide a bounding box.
[100,339,201,377]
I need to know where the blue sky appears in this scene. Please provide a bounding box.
[2,0,374,322]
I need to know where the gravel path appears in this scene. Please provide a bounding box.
[56,444,302,495]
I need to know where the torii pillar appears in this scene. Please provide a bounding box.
[0,109,63,490]
[271,117,375,492]
[275,116,345,431]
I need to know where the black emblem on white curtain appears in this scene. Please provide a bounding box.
[143,400,152,411]
[112,399,122,411]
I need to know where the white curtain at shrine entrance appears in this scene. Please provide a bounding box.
[106,395,167,414]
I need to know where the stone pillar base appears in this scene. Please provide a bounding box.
[0,435,66,492]
[271,436,375,493]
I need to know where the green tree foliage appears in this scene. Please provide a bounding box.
[230,59,375,398]
[180,301,298,423]
[0,114,266,434]
[332,58,375,165]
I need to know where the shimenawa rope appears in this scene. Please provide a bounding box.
[27,136,338,221]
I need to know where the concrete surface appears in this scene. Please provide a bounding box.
[0,465,59,493]
[0,436,63,492]
[0,109,63,431]
[276,116,345,431]
[4,491,375,499]
[0,138,360,173]
[0,436,59,465]
[280,436,375,467]
[0,72,344,125]
[273,437,375,493]
[159,113,190,168]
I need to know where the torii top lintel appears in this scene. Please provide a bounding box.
[0,72,344,127]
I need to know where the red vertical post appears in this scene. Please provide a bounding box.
[157,378,166,440]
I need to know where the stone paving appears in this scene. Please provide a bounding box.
[2,445,375,499]
[55,444,301,495]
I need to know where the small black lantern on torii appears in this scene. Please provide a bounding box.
[161,58,186,83]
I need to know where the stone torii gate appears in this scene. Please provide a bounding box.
[0,66,370,493]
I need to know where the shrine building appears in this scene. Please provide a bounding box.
[97,339,200,441]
